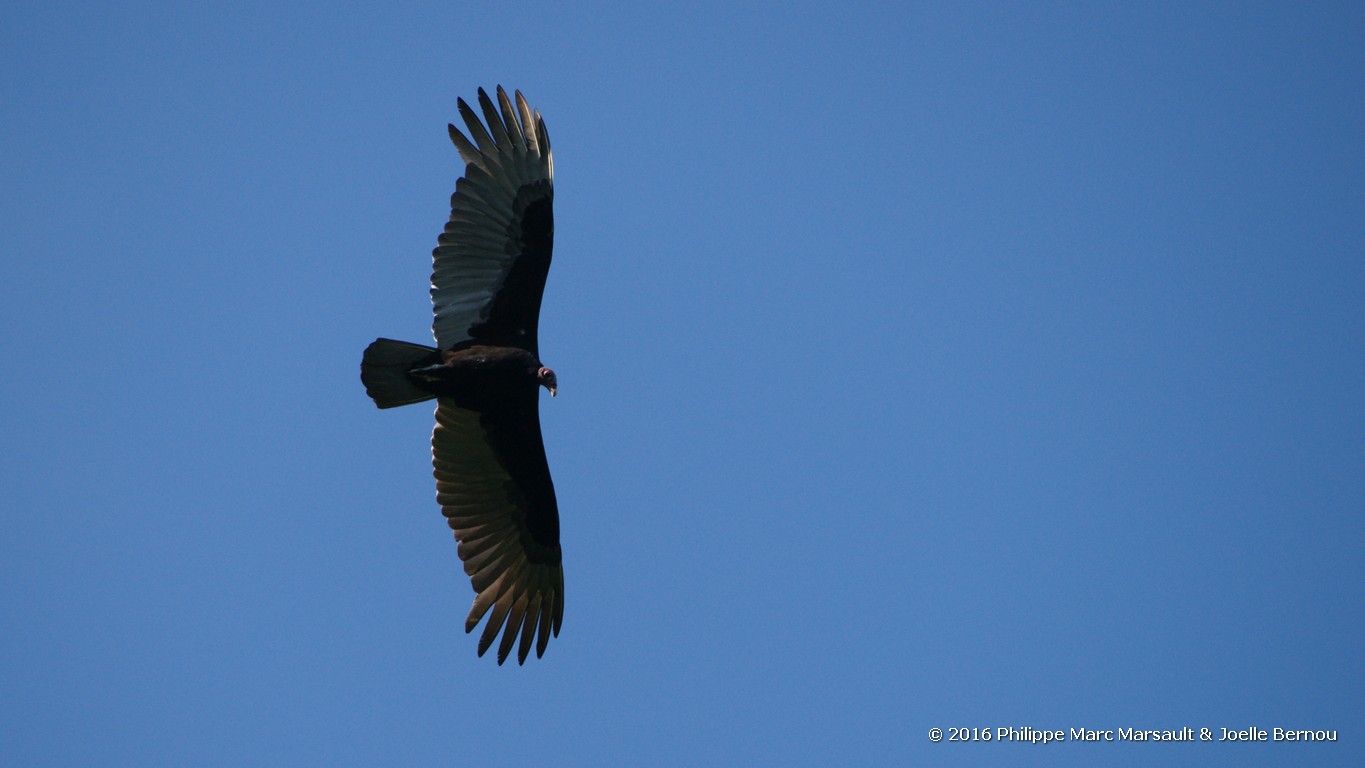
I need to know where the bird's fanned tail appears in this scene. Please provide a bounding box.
[361,339,440,409]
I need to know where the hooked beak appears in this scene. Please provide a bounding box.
[549,386,557,397]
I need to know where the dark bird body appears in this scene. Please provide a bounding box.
[360,87,562,665]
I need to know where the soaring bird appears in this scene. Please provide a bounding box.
[360,86,561,665]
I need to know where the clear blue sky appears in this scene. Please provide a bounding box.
[3,1,1362,765]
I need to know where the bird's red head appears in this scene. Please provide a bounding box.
[537,366,557,397]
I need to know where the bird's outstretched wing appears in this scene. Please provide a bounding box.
[432,400,564,664]
[432,86,554,355]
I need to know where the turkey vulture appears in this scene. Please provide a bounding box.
[360,86,561,665]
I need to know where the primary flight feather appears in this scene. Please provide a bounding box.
[360,86,561,665]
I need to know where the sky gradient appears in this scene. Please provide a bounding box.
[3,2,1362,765]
